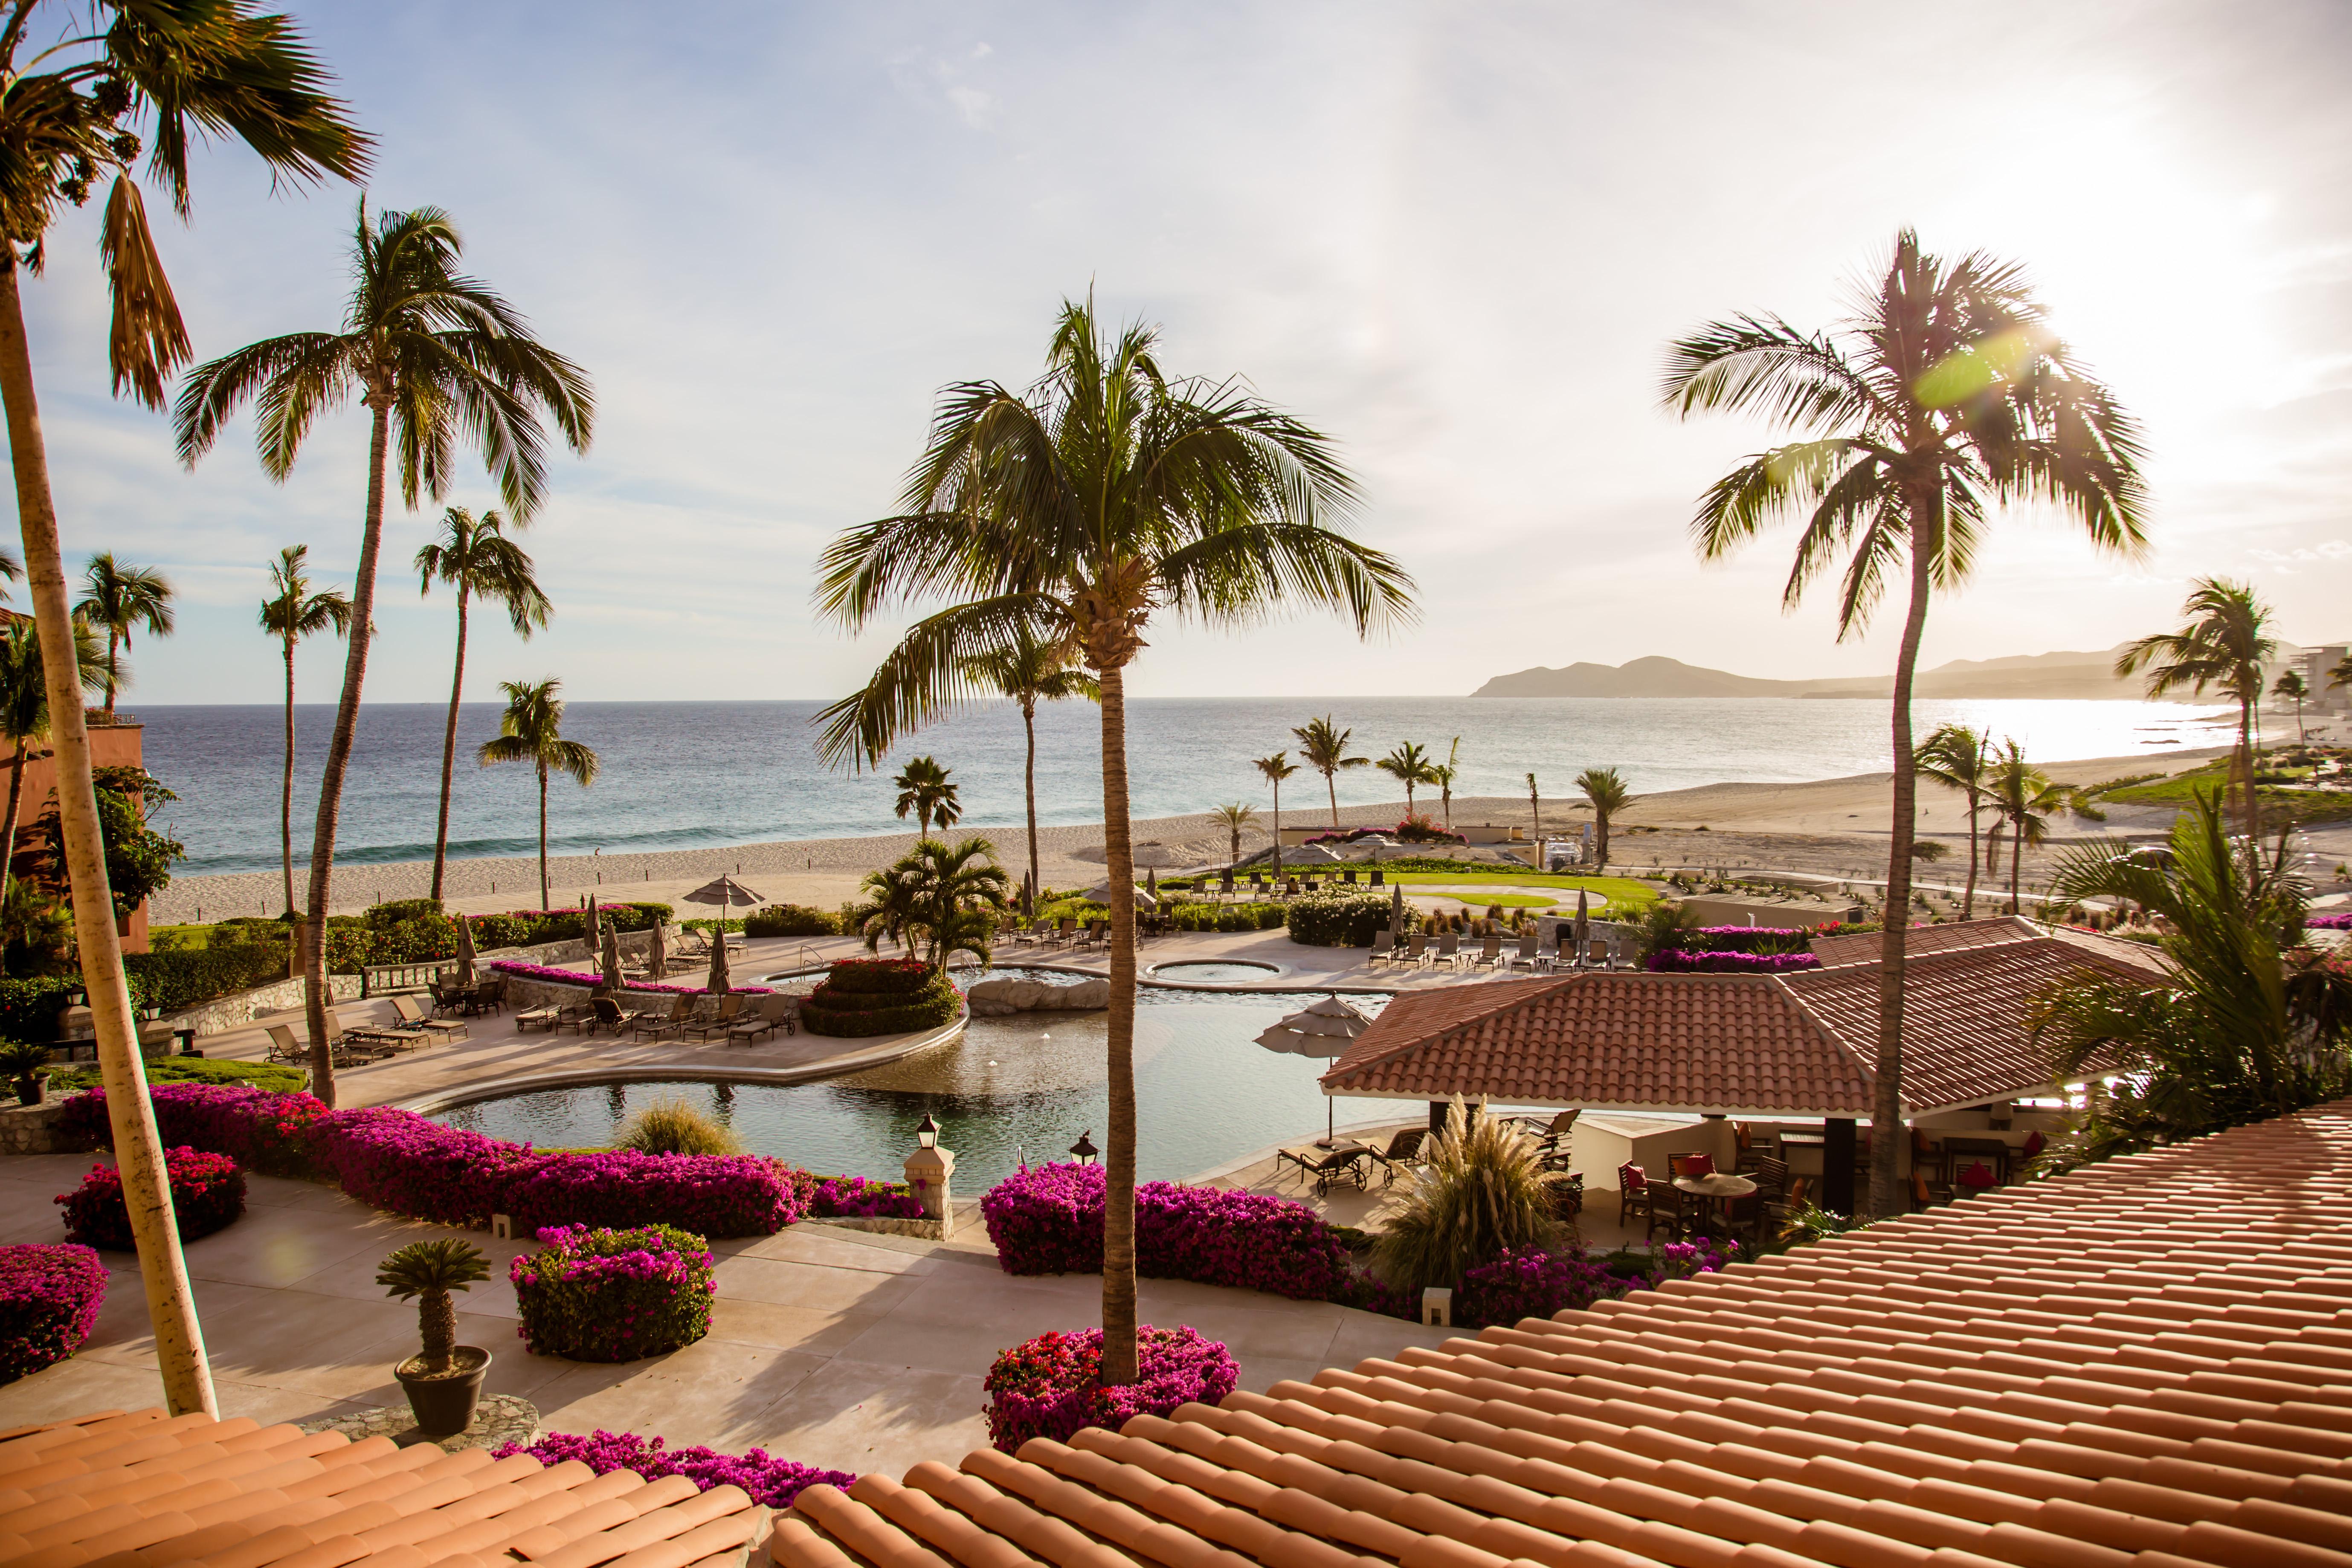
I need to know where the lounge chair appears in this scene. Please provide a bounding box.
[1363,1127,1427,1185]
[1275,1144,1367,1196]
[1081,919,1107,950]
[630,999,686,1042]
[590,996,643,1036]
[515,1003,560,1032]
[1513,933,1542,971]
[1366,930,1395,968]
[1514,1108,1579,1165]
[390,994,468,1043]
[684,994,745,1041]
[551,1001,598,1035]
[1467,935,1503,971]
[1425,931,1460,969]
[264,1023,307,1064]
[1400,932,1428,966]
[728,999,786,1045]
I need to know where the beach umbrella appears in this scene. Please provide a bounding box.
[454,917,477,987]
[583,894,600,954]
[648,917,667,979]
[1573,890,1590,966]
[684,874,763,931]
[600,922,624,991]
[1255,995,1372,1146]
[1082,880,1157,908]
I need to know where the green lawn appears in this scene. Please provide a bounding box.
[2101,761,2352,826]
[1419,891,1574,910]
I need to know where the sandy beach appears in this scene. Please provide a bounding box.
[148,744,2236,925]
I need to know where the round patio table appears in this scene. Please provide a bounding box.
[1673,1172,1758,1232]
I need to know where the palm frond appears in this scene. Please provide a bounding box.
[812,594,1068,769]
[99,176,189,409]
[1659,314,1879,429]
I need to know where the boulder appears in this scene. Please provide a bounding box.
[965,975,1112,1017]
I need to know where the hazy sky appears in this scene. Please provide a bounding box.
[17,1,2350,706]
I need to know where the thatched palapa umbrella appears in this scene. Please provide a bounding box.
[1254,994,1372,1147]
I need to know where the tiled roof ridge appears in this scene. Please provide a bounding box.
[1320,976,1572,1090]
[776,1098,2352,1568]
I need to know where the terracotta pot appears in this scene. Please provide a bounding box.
[394,1346,490,1436]
[12,1076,42,1107]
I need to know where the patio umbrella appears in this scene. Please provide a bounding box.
[583,894,600,955]
[647,917,667,980]
[1082,881,1157,908]
[705,922,731,994]
[1145,868,1158,900]
[685,875,764,930]
[1390,883,1405,936]
[454,917,477,987]
[600,923,624,991]
[1573,889,1590,966]
[1255,995,1372,1146]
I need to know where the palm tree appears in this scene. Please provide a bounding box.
[0,619,103,915]
[75,554,173,716]
[905,836,1012,970]
[1574,766,1635,870]
[891,756,961,837]
[1526,772,1542,840]
[1376,742,1437,817]
[175,203,592,1107]
[1254,753,1299,878]
[2117,579,2274,844]
[960,625,1095,901]
[476,679,600,912]
[810,299,1412,1384]
[1985,741,2062,913]
[258,546,352,921]
[2272,669,2310,745]
[1292,716,1367,827]
[1210,803,1258,867]
[375,1239,490,1377]
[1431,737,1462,829]
[2330,653,2352,709]
[0,0,367,1420]
[1661,229,2148,1220]
[1914,723,1992,918]
[417,508,550,903]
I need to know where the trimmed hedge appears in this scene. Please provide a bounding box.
[983,1325,1238,1452]
[745,904,838,937]
[800,959,961,1038]
[0,1243,107,1383]
[45,1057,305,1095]
[817,958,934,994]
[1284,892,1400,948]
[0,977,150,1043]
[57,1148,246,1249]
[1163,901,1287,933]
[122,945,292,1012]
[511,1223,715,1361]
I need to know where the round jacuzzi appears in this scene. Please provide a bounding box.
[1146,959,1283,984]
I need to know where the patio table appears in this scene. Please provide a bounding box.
[1674,1171,1758,1232]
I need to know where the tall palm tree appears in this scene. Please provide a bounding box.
[891,756,961,837]
[0,0,367,1420]
[1376,741,1437,817]
[1914,723,1992,918]
[1661,229,2147,1219]
[811,299,1411,1383]
[1254,753,1299,879]
[476,679,599,911]
[960,625,1096,900]
[1984,741,2062,914]
[1210,802,1258,867]
[1526,772,1541,840]
[75,554,173,715]
[175,203,592,1107]
[1292,716,1367,827]
[0,619,103,915]
[258,546,352,920]
[1574,766,1635,870]
[417,507,550,903]
[2117,578,2273,844]
[1431,736,1462,829]
[2271,669,2309,745]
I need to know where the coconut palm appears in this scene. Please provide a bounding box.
[1254,753,1299,879]
[1983,741,2063,913]
[2272,669,2310,745]
[1376,742,1437,817]
[1914,723,1992,918]
[0,620,103,915]
[1574,766,1635,870]
[909,836,1012,969]
[0,0,367,1419]
[1210,803,1258,867]
[74,554,173,715]
[2330,654,2352,707]
[810,298,1412,1383]
[2117,579,2274,844]
[1431,737,1463,829]
[476,679,599,912]
[960,626,1095,899]
[175,202,592,1108]
[416,507,550,903]
[1661,229,2147,1219]
[1292,716,1367,827]
[1526,772,1542,839]
[258,546,352,920]
[891,756,961,837]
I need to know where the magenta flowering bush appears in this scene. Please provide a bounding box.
[59,1083,326,1178]
[56,1148,246,1250]
[493,1429,853,1508]
[2307,912,2352,930]
[0,1243,107,1383]
[1646,949,1821,974]
[484,959,772,997]
[310,1108,539,1226]
[1455,1246,1627,1328]
[512,1224,714,1361]
[502,1151,810,1235]
[983,1325,1238,1452]
[1652,1235,1739,1281]
[1684,926,1813,952]
[809,1174,925,1220]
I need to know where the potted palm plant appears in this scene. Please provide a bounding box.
[0,1038,53,1105]
[376,1238,493,1435]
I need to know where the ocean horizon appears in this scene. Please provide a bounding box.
[144,696,2234,878]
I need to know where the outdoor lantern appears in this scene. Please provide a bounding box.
[916,1113,939,1150]
[1069,1130,1099,1165]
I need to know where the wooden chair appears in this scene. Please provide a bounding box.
[1552,1171,1585,1219]
[1616,1162,1653,1227]
[1910,1172,1952,1212]
[1276,1144,1368,1196]
[1733,1122,1763,1174]
[1753,1155,1788,1201]
[474,976,506,1014]
[590,996,643,1036]
[1647,1179,1694,1240]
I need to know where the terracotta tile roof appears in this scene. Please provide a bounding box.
[1322,974,1873,1116]
[777,1098,2352,1568]
[0,1408,765,1568]
[1808,916,2046,968]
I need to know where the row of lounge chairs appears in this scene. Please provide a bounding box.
[262,994,467,1069]
[1276,1126,1430,1195]
[515,990,797,1046]
[1366,929,1621,972]
[1004,917,1175,949]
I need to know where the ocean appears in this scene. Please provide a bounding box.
[140,696,2233,877]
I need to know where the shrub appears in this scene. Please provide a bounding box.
[1284,892,1399,947]
[1375,1102,1568,1293]
[1455,1246,1627,1328]
[809,1174,926,1219]
[745,904,838,937]
[500,1151,811,1236]
[2308,912,2352,931]
[59,1083,328,1178]
[310,1108,538,1226]
[1163,901,1287,933]
[57,1148,246,1249]
[983,1325,1238,1452]
[801,966,960,1038]
[816,957,935,994]
[1679,925,1813,955]
[1645,950,1822,974]
[0,1243,107,1383]
[122,945,295,1012]
[45,1056,305,1095]
[0,977,94,1042]
[493,1430,853,1509]
[1393,814,1465,845]
[512,1224,714,1361]
[617,1098,740,1156]
[485,960,772,997]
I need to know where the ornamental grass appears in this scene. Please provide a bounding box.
[617,1097,740,1157]
[1374,1098,1568,1295]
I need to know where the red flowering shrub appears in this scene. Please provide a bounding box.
[59,1084,326,1177]
[1645,950,1821,974]
[983,1325,1237,1452]
[502,1151,809,1235]
[493,1430,852,1507]
[0,1243,107,1383]
[512,1224,714,1361]
[809,1174,925,1220]
[56,1148,247,1249]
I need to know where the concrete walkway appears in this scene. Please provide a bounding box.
[0,1156,1444,1476]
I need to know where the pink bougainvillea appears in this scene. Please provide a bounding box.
[808,1174,925,1220]
[56,1148,246,1249]
[484,959,772,997]
[1645,949,1821,974]
[983,1324,1238,1452]
[493,1429,853,1507]
[0,1243,106,1383]
[511,1224,714,1361]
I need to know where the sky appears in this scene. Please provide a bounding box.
[15,0,2352,706]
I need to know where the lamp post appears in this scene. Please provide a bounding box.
[903,1111,955,1235]
[1069,1130,1099,1166]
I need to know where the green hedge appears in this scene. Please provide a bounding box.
[1285,892,1400,947]
[122,946,293,1012]
[818,958,936,995]
[1164,901,1287,933]
[745,904,838,937]
[46,1057,305,1093]
[802,969,960,1037]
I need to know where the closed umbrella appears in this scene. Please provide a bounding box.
[1390,883,1405,936]
[1255,995,1372,1147]
[1573,889,1590,967]
[1145,868,1158,900]
[454,917,478,987]
[600,923,624,991]
[705,924,731,994]
[584,894,600,956]
[1082,881,1157,908]
[647,918,667,980]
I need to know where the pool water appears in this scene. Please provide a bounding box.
[434,988,1425,1190]
[1148,961,1283,984]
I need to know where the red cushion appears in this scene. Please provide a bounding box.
[1617,1162,1646,1191]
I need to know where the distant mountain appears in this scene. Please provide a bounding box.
[1469,646,2280,701]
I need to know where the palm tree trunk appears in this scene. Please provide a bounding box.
[281,636,297,920]
[1095,662,1139,1386]
[1269,780,1282,878]
[537,762,549,911]
[302,396,393,1109]
[1022,699,1041,904]
[0,736,22,915]
[430,586,469,904]
[1961,790,1980,920]
[1871,493,1937,1223]
[2237,695,2259,846]
[1326,772,1339,828]
[2009,821,2023,914]
[102,629,117,715]
[1595,810,1610,871]
[0,258,216,1416]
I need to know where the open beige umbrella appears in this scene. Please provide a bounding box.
[1082,880,1157,908]
[1255,995,1372,1146]
[454,917,478,987]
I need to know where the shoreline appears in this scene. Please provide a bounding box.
[149,744,2233,925]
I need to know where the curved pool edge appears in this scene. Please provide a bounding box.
[393,1011,968,1118]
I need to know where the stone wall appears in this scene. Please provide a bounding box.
[0,1099,70,1155]
[163,973,367,1038]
